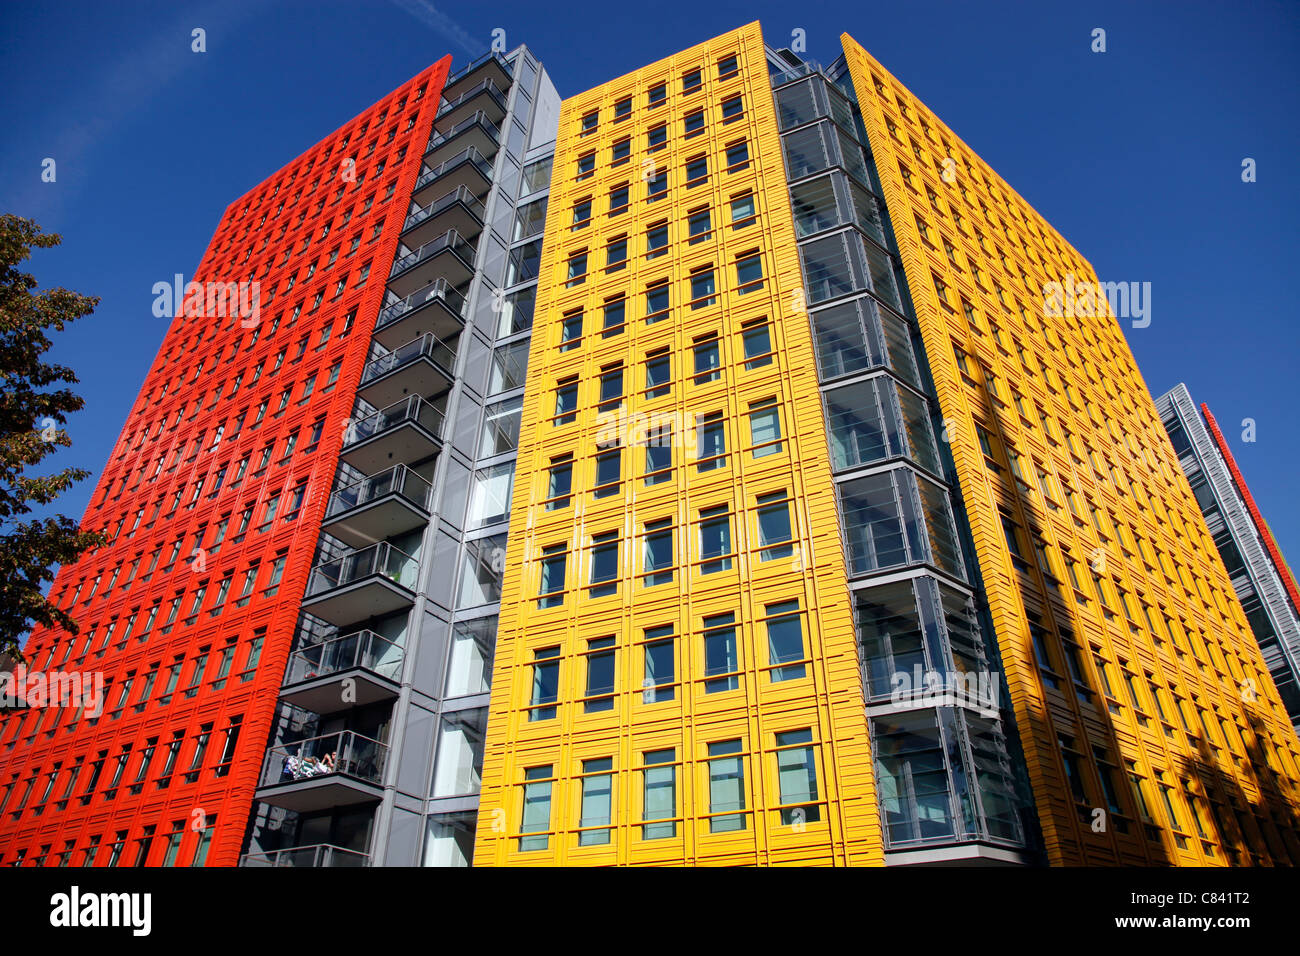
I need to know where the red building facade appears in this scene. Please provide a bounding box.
[0,56,450,866]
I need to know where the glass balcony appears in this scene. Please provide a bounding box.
[434,77,508,129]
[374,279,466,349]
[357,332,456,408]
[302,541,418,626]
[255,731,388,812]
[411,146,493,207]
[321,464,432,548]
[402,184,486,250]
[424,111,500,170]
[280,630,404,713]
[441,51,512,105]
[240,844,371,867]
[340,395,445,473]
[387,229,476,299]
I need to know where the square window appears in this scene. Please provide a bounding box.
[684,109,705,138]
[682,69,702,93]
[648,83,667,107]
[721,96,744,123]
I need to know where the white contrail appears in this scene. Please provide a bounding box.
[389,0,482,55]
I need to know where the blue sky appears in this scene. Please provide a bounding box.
[2,0,1298,563]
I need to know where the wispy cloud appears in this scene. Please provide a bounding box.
[389,0,483,56]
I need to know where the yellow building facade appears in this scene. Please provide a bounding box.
[473,22,1300,867]
[838,34,1300,865]
[473,23,882,866]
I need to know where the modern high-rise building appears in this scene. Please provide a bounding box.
[0,45,561,868]
[1156,384,1300,734]
[471,23,1300,867]
[3,21,1298,869]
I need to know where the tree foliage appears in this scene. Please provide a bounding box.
[0,215,105,662]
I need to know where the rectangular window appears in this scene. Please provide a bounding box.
[645,281,670,323]
[519,766,553,851]
[748,398,782,456]
[588,532,619,598]
[643,519,674,588]
[735,251,764,293]
[774,729,820,824]
[641,749,677,839]
[538,545,567,609]
[741,318,772,368]
[683,109,705,137]
[578,758,613,846]
[601,296,626,337]
[693,335,721,383]
[685,154,708,187]
[688,207,712,244]
[647,123,667,151]
[644,349,671,398]
[645,423,672,484]
[553,378,578,425]
[756,490,794,560]
[583,637,616,711]
[642,625,675,702]
[696,411,726,471]
[559,309,583,351]
[708,740,745,831]
[529,647,561,721]
[594,445,621,498]
[546,455,573,511]
[721,95,744,123]
[725,139,750,171]
[645,221,668,259]
[597,364,624,411]
[765,600,806,681]
[702,611,738,692]
[730,192,756,229]
[699,505,732,574]
[689,267,717,309]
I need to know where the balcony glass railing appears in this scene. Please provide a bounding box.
[344,395,445,449]
[388,229,476,280]
[444,50,513,90]
[361,332,457,390]
[325,463,432,518]
[425,111,501,156]
[436,78,508,118]
[285,629,405,686]
[375,280,467,333]
[403,185,486,235]
[260,730,389,790]
[241,844,370,867]
[306,541,419,597]
[412,147,493,194]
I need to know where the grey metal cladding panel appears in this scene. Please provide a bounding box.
[1161,385,1300,681]
[394,704,437,799]
[439,459,472,528]
[413,610,450,698]
[418,526,464,612]
[382,806,425,866]
[477,232,508,295]
[461,335,492,401]
[448,396,483,461]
